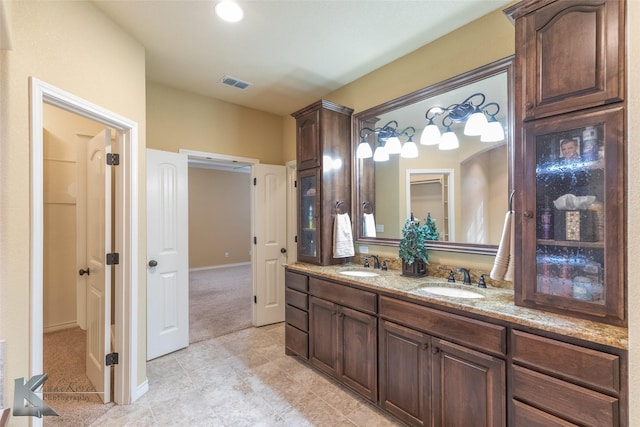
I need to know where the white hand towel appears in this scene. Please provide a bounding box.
[333,213,355,258]
[490,210,514,281]
[363,213,377,237]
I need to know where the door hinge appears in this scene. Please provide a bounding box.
[106,153,120,166]
[253,177,257,186]
[254,295,257,304]
[294,235,298,243]
[294,180,297,188]
[106,352,119,366]
[106,253,120,265]
[254,236,257,245]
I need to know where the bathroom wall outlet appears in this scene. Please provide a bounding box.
[376,224,384,232]
[359,246,369,254]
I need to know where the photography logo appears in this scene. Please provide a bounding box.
[13,374,58,418]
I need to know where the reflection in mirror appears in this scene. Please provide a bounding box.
[354,57,513,255]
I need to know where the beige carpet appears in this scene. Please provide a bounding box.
[43,327,114,426]
[189,263,253,343]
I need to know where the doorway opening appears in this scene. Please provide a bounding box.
[30,78,142,423]
[186,154,254,343]
[41,104,117,422]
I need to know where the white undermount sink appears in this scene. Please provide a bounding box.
[339,270,380,278]
[418,286,485,299]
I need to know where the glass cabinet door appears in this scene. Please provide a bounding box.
[517,106,624,325]
[298,169,320,263]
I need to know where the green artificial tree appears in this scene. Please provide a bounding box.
[398,214,429,276]
[424,212,440,241]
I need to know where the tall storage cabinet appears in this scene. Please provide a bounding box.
[292,100,354,266]
[506,0,626,325]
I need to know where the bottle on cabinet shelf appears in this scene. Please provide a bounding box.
[308,205,314,229]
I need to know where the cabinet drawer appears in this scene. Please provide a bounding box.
[309,278,376,314]
[379,295,506,356]
[286,288,308,310]
[512,365,618,427]
[286,305,308,332]
[511,330,620,395]
[286,270,308,292]
[512,399,578,427]
[285,323,308,359]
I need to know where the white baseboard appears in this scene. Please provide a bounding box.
[131,379,149,403]
[43,321,78,334]
[189,262,250,272]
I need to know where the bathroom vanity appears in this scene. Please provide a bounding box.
[284,263,627,426]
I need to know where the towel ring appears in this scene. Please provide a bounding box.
[335,200,348,214]
[362,201,373,214]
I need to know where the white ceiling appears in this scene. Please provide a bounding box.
[92,0,512,116]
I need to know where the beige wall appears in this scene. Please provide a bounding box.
[147,81,285,164]
[0,0,147,415]
[42,104,106,331]
[188,167,251,268]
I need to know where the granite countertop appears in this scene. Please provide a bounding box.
[286,262,628,350]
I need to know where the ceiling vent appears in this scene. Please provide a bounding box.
[219,75,251,90]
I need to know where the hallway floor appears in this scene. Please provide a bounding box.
[90,322,404,426]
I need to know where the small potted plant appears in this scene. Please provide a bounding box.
[398,214,429,277]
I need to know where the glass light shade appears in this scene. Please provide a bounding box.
[215,0,244,22]
[439,129,459,150]
[420,123,441,145]
[400,140,419,158]
[464,110,488,136]
[480,119,505,142]
[373,144,389,162]
[356,141,373,159]
[385,136,402,154]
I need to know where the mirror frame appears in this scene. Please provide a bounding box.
[353,56,514,256]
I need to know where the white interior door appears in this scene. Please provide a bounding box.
[146,148,189,360]
[85,129,111,403]
[253,164,287,326]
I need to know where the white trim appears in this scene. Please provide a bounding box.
[189,262,251,272]
[179,149,259,166]
[132,379,149,402]
[405,168,456,240]
[30,78,141,414]
[43,321,78,334]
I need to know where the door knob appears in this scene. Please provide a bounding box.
[280,248,287,253]
[148,260,158,267]
[79,268,90,276]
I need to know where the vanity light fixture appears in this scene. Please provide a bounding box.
[215,0,244,22]
[357,120,416,161]
[421,93,504,149]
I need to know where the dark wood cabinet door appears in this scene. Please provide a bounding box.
[515,105,625,324]
[515,0,624,121]
[296,108,321,170]
[431,338,506,427]
[378,320,430,427]
[337,305,377,402]
[308,296,338,377]
[297,168,321,264]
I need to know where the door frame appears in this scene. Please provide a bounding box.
[30,78,141,409]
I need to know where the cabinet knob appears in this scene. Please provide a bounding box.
[523,211,534,218]
[525,101,534,110]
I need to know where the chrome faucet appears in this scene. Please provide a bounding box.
[456,267,472,285]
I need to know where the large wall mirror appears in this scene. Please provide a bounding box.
[354,56,514,255]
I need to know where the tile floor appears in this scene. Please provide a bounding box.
[90,322,405,426]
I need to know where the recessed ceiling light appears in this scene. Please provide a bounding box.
[215,1,243,23]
